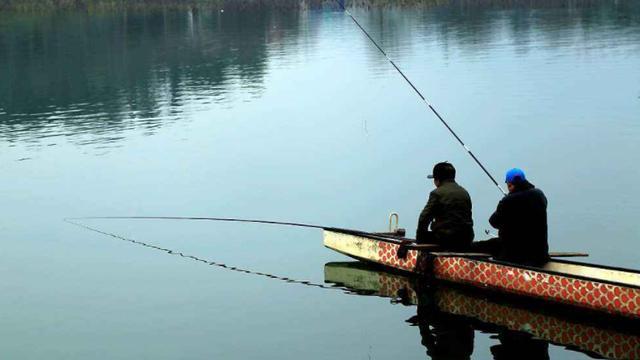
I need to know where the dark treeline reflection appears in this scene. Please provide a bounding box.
[353,1,639,62]
[0,9,308,145]
[0,1,638,147]
[0,0,638,11]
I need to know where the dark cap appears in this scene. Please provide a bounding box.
[427,162,456,181]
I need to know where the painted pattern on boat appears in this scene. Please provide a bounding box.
[324,229,640,319]
[434,257,640,319]
[437,286,640,360]
[324,262,640,360]
[324,231,423,272]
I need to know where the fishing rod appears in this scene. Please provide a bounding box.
[67,217,586,259]
[65,219,353,292]
[66,216,413,243]
[66,216,326,229]
[335,0,506,196]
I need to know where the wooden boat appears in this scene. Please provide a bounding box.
[324,261,640,360]
[323,227,640,319]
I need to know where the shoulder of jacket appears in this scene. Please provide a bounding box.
[532,188,548,200]
[533,187,546,195]
[455,183,470,194]
[500,193,515,203]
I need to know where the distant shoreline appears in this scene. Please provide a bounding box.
[2,0,313,12]
[0,0,615,13]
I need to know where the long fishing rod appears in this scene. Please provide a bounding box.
[68,217,585,257]
[65,216,408,241]
[65,219,353,292]
[66,216,326,229]
[335,1,506,196]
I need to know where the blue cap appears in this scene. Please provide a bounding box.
[505,168,526,184]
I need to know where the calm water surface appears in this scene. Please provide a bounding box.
[1,2,639,359]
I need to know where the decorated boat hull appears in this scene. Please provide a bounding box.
[323,229,640,319]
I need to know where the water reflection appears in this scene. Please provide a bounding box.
[489,332,548,360]
[0,9,309,145]
[1,1,638,149]
[324,261,640,360]
[413,298,475,360]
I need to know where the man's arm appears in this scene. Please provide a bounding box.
[418,191,439,232]
[489,199,506,229]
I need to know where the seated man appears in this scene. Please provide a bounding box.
[475,168,549,266]
[416,162,474,250]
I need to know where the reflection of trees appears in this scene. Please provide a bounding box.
[348,1,639,66]
[1,0,638,146]
[2,0,638,11]
[0,9,306,144]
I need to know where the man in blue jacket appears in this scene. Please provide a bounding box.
[475,168,549,266]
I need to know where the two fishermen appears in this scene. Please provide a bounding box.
[417,162,549,266]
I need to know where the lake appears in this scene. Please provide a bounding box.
[1,1,639,359]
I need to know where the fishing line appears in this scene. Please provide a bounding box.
[335,0,506,196]
[65,219,353,292]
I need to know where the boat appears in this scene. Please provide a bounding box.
[323,227,640,319]
[324,261,640,360]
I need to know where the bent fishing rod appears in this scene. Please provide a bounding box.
[335,0,506,196]
[66,216,325,229]
[67,217,585,258]
[64,216,385,238]
[65,219,352,292]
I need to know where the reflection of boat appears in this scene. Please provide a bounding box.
[324,261,640,360]
[324,228,640,319]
